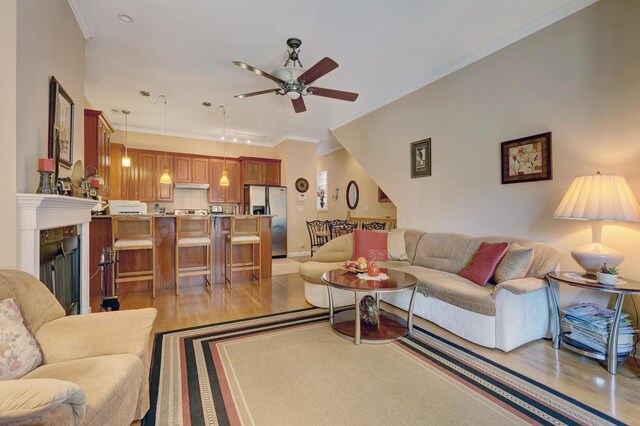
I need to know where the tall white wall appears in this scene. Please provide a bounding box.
[0,0,18,268]
[333,1,640,314]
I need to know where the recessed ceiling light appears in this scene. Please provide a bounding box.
[140,90,150,97]
[202,101,211,107]
[117,13,134,23]
[111,109,120,114]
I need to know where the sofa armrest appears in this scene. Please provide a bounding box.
[0,379,85,425]
[492,277,548,298]
[313,234,354,262]
[35,308,157,364]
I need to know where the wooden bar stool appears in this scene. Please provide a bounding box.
[224,216,261,290]
[112,216,156,298]
[175,216,212,296]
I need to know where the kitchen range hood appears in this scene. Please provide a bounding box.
[174,182,210,190]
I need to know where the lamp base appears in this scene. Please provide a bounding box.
[571,243,624,276]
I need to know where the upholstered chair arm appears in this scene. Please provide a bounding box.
[0,379,85,425]
[492,277,548,298]
[35,308,157,364]
[313,233,354,262]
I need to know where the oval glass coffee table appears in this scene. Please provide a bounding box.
[321,268,418,345]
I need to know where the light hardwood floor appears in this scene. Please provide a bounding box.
[99,264,640,424]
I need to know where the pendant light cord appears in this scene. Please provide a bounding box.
[147,94,168,163]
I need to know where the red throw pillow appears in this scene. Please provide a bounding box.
[353,229,388,261]
[459,242,509,286]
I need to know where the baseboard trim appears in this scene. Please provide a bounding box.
[287,251,309,258]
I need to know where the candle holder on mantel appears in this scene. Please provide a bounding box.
[36,158,55,194]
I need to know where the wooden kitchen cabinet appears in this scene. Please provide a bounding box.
[174,156,191,182]
[263,162,281,186]
[225,160,242,202]
[240,157,281,186]
[209,158,242,203]
[84,109,114,199]
[109,144,124,199]
[121,151,140,200]
[138,152,157,201]
[156,155,174,201]
[174,155,208,183]
[192,158,209,183]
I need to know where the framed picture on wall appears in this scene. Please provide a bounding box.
[48,76,75,169]
[500,132,552,184]
[378,187,391,203]
[411,138,431,178]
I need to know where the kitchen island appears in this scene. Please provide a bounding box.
[89,214,272,297]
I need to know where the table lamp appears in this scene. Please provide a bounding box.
[553,172,640,275]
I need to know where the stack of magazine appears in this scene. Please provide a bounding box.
[561,302,636,355]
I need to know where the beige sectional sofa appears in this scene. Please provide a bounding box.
[0,270,157,425]
[299,230,562,352]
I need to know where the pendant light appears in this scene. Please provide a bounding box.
[219,105,229,186]
[158,95,171,184]
[121,110,131,167]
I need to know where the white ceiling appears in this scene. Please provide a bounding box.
[77,0,595,154]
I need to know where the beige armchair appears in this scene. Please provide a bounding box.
[0,270,157,425]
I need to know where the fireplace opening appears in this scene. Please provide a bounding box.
[39,226,80,315]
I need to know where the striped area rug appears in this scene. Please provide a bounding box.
[144,308,623,426]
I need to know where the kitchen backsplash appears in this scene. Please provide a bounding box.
[145,188,239,213]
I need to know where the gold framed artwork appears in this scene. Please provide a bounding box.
[501,132,552,184]
[410,138,431,178]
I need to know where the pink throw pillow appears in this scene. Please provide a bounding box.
[459,242,509,286]
[353,230,388,261]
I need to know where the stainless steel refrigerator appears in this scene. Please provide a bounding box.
[244,185,287,258]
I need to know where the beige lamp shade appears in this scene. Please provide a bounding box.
[554,173,640,275]
[554,173,640,221]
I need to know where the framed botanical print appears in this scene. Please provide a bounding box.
[501,132,552,184]
[48,76,75,169]
[411,138,431,178]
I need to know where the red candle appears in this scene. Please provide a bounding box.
[90,179,100,188]
[38,158,55,172]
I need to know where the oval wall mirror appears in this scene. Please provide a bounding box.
[346,180,359,210]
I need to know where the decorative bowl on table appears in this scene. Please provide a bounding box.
[339,259,368,274]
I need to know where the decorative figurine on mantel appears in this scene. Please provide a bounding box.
[36,158,55,194]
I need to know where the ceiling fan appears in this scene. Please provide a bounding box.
[232,38,359,113]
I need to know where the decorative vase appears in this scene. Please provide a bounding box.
[596,272,618,285]
[367,262,380,277]
[36,170,54,194]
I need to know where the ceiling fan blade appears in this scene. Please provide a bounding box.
[232,61,283,84]
[297,57,338,85]
[309,87,359,102]
[234,89,280,99]
[291,97,306,113]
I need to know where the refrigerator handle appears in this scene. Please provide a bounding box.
[266,187,271,215]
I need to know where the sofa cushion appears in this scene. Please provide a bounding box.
[494,243,534,283]
[421,275,497,316]
[412,233,472,273]
[353,230,388,261]
[404,229,426,264]
[459,242,509,286]
[387,230,408,261]
[23,354,143,426]
[0,298,42,380]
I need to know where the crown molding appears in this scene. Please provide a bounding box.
[113,125,274,148]
[273,135,320,146]
[67,0,94,39]
[329,0,599,132]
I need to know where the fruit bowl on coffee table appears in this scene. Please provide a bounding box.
[339,258,369,274]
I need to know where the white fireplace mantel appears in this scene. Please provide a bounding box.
[17,193,99,314]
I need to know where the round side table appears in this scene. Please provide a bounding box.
[546,271,640,375]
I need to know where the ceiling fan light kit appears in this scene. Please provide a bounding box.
[233,37,358,113]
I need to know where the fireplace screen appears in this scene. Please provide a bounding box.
[39,226,80,315]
